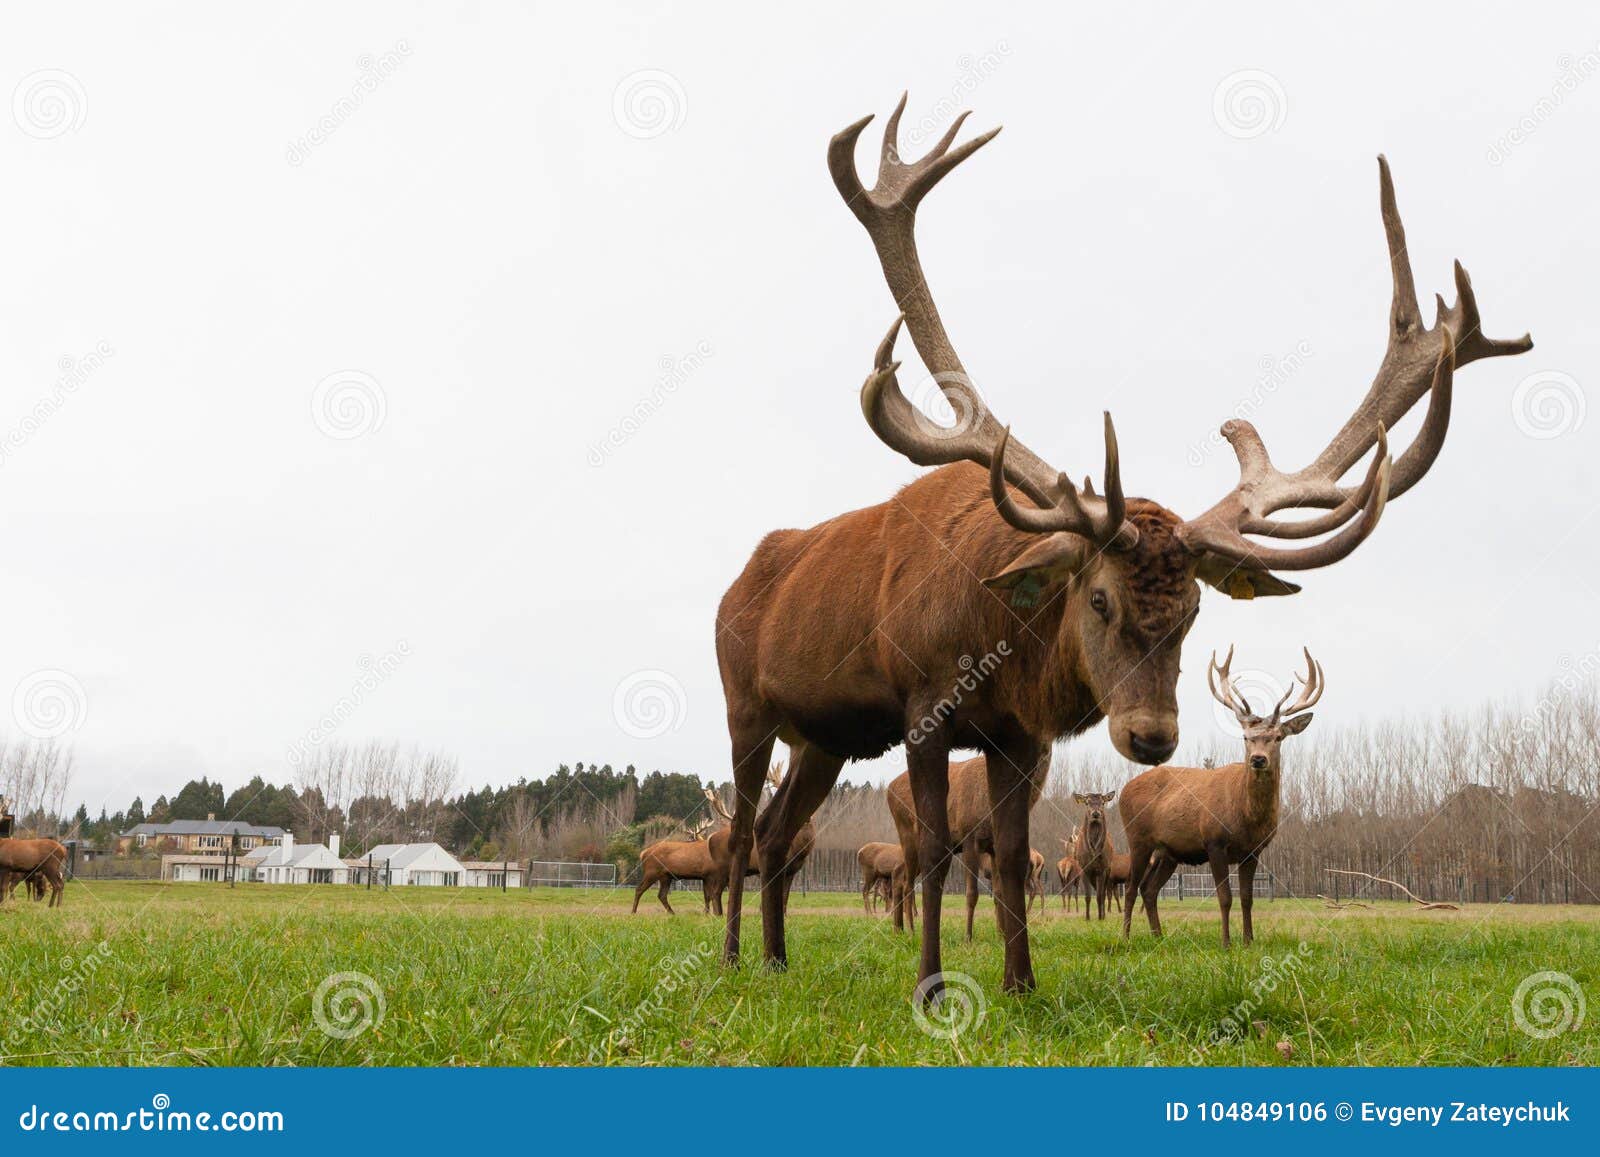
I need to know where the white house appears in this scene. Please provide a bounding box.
[460,860,524,888]
[243,832,349,885]
[348,843,465,887]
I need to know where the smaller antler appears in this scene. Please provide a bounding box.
[1207,646,1259,724]
[1268,647,1324,723]
[703,788,734,824]
[766,763,785,791]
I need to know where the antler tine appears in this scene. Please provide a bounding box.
[1207,646,1258,722]
[1275,647,1325,721]
[1180,156,1530,571]
[988,422,1138,547]
[837,99,1137,551]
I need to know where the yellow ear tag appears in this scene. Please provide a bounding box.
[1226,573,1257,600]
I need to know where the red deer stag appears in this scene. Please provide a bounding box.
[0,838,67,908]
[1122,648,1322,947]
[1072,793,1120,921]
[631,815,718,915]
[713,95,1530,999]
[705,767,816,916]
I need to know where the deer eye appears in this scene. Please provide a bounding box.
[1088,590,1109,620]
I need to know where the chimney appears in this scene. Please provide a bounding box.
[207,813,215,822]
[329,832,340,859]
[282,831,294,856]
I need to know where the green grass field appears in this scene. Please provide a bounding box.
[2,881,1593,1066]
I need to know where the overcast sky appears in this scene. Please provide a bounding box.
[3,3,1596,816]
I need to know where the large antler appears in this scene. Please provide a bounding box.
[834,96,1137,550]
[703,788,733,825]
[1180,158,1532,570]
[1206,646,1259,724]
[1267,647,1324,724]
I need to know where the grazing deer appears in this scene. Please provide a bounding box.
[858,841,910,916]
[713,95,1530,998]
[705,767,815,916]
[0,838,67,908]
[1057,835,1082,911]
[1027,848,1047,914]
[1072,794,1120,921]
[631,815,718,915]
[1122,648,1322,947]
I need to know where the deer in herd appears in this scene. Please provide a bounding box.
[1072,793,1121,921]
[0,838,68,908]
[858,841,911,917]
[1122,647,1322,947]
[631,815,719,915]
[1057,834,1082,911]
[705,766,815,915]
[887,754,1051,943]
[712,94,1530,999]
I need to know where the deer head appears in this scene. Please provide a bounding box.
[1073,792,1116,852]
[1208,646,1323,776]
[830,96,1529,765]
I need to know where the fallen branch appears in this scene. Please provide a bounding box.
[1324,869,1460,910]
[1315,893,1372,911]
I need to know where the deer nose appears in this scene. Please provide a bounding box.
[1249,754,1269,770]
[1128,731,1177,765]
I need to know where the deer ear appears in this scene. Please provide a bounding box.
[1279,712,1314,736]
[1073,792,1088,805]
[1195,555,1303,599]
[983,533,1088,607]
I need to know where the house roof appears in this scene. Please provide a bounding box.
[361,843,465,873]
[247,842,342,869]
[122,820,285,838]
[459,861,522,870]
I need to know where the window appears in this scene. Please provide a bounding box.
[200,866,220,882]
[197,835,223,849]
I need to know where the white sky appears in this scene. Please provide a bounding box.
[3,3,1596,816]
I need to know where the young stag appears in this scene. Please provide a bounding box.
[1121,648,1322,947]
[1072,793,1120,921]
[631,815,718,915]
[714,95,1530,998]
[1057,836,1082,911]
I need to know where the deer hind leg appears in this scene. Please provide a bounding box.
[756,740,842,970]
[657,876,676,916]
[1208,846,1233,948]
[1142,853,1178,935]
[721,719,777,967]
[1123,848,1152,939]
[1238,855,1257,945]
[962,842,981,942]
